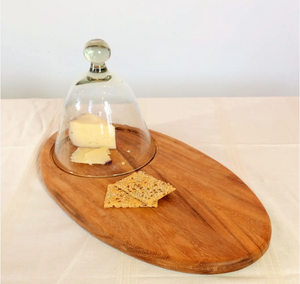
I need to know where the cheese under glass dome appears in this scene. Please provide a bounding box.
[53,39,156,177]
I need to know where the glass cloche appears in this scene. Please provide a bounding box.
[53,39,156,177]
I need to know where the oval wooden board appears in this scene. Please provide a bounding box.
[41,131,271,274]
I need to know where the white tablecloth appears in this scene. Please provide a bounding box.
[1,97,299,284]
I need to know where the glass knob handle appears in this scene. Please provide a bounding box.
[83,39,111,72]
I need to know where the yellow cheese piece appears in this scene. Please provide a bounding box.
[69,113,116,149]
[71,147,111,165]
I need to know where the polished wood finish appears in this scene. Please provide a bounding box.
[41,131,271,274]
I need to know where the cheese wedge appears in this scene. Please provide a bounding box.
[71,147,111,165]
[69,113,116,149]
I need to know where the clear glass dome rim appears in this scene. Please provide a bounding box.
[52,136,157,178]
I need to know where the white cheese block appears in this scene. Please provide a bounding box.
[71,147,112,165]
[69,113,116,149]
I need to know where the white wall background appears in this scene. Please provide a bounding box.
[1,0,298,99]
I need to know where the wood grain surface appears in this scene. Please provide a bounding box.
[40,131,271,274]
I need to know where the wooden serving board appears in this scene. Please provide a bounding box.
[41,130,271,274]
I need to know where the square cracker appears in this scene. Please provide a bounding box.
[113,171,176,206]
[104,184,158,208]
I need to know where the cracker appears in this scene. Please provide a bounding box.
[113,171,176,206]
[104,184,158,208]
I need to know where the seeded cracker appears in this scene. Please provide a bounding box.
[104,184,158,208]
[113,171,176,207]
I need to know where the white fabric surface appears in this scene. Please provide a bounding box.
[1,97,299,284]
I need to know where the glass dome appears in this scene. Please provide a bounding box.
[53,39,156,177]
